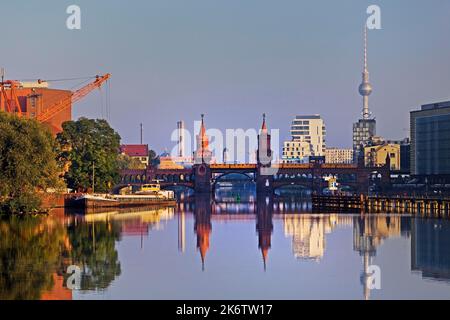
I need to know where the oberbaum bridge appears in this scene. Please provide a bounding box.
[117,115,391,197]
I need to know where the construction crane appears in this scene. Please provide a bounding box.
[0,73,111,123]
[36,73,111,123]
[0,79,24,116]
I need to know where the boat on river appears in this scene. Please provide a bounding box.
[67,182,176,209]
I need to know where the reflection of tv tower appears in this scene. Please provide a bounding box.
[353,215,404,300]
[353,216,377,300]
[194,196,212,271]
[361,251,373,301]
[256,196,273,271]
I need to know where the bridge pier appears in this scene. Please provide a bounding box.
[256,171,274,196]
[193,163,212,194]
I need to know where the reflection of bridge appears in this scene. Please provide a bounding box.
[117,116,391,195]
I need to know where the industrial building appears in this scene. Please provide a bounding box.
[0,73,110,135]
[364,143,400,171]
[0,81,71,135]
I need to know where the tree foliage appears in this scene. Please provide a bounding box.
[56,118,121,193]
[148,150,157,162]
[0,112,63,214]
[117,153,146,170]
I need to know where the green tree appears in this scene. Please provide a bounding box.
[57,118,121,193]
[148,149,157,162]
[0,112,63,214]
[117,153,146,170]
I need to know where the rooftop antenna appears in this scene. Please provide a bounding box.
[140,123,143,145]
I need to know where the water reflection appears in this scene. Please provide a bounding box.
[284,215,352,261]
[194,196,212,271]
[66,219,121,291]
[1,195,450,299]
[0,215,70,300]
[412,219,450,282]
[352,215,411,300]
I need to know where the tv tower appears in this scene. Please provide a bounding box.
[352,26,377,162]
[359,26,373,120]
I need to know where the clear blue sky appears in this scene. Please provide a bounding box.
[2,0,450,153]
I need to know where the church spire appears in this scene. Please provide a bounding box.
[261,113,267,132]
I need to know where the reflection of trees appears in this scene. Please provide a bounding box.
[0,216,68,300]
[67,221,122,291]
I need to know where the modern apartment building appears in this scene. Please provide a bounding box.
[282,140,312,163]
[325,148,354,164]
[282,115,326,163]
[291,115,326,152]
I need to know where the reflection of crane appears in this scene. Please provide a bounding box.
[0,73,111,126]
[36,74,111,122]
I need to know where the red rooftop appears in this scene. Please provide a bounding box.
[120,144,149,157]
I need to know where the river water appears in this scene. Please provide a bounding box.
[1,192,450,300]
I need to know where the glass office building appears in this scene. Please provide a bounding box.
[410,101,450,176]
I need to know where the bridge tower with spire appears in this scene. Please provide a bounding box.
[193,114,213,193]
[256,113,274,195]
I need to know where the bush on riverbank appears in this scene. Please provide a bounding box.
[0,112,64,215]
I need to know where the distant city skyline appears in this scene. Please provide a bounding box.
[2,0,450,153]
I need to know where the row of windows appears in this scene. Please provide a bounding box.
[292,120,310,125]
[283,147,308,152]
[291,135,312,140]
[283,152,305,157]
[291,126,310,130]
[354,127,371,132]
[291,131,310,136]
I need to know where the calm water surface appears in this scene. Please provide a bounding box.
[1,193,450,300]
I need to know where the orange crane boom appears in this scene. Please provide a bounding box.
[36,73,111,123]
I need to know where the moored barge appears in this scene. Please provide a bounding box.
[68,192,176,209]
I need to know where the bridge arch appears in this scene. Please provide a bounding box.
[212,172,256,194]
[213,172,255,182]
[273,182,313,191]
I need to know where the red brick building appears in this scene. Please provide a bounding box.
[120,144,150,166]
[0,86,72,135]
